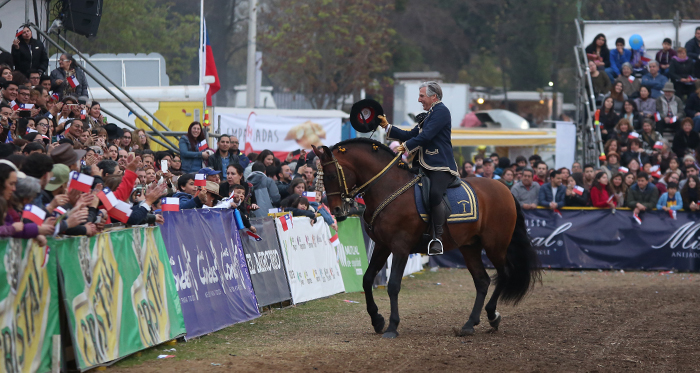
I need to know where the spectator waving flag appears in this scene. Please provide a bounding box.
[68,75,80,88]
[161,197,180,212]
[15,27,24,38]
[194,173,207,187]
[303,191,316,202]
[202,18,220,106]
[197,139,208,151]
[22,204,46,225]
[278,214,293,231]
[245,229,263,241]
[573,185,584,196]
[68,171,94,193]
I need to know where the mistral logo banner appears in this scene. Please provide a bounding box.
[431,209,700,271]
[161,210,260,339]
[240,217,292,307]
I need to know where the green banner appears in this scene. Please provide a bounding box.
[335,217,369,293]
[52,227,186,371]
[0,239,60,373]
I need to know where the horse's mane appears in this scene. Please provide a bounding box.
[332,138,395,158]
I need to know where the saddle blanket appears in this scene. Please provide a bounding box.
[414,179,479,224]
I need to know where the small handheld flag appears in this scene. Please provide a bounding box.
[607,195,614,203]
[330,233,340,247]
[161,197,179,212]
[18,103,33,111]
[15,27,24,38]
[618,166,629,173]
[279,214,292,231]
[303,191,316,203]
[97,187,119,210]
[627,76,635,83]
[108,201,132,223]
[245,229,263,241]
[268,208,281,214]
[627,132,640,139]
[553,209,562,218]
[22,204,46,225]
[68,75,80,88]
[53,206,67,216]
[649,165,662,179]
[653,141,664,150]
[573,185,584,196]
[194,173,207,187]
[10,101,18,111]
[654,112,662,121]
[68,171,94,193]
[669,210,677,220]
[633,213,642,225]
[197,139,208,151]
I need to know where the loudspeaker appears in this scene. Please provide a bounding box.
[62,0,103,37]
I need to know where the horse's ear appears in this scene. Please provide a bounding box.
[312,145,321,155]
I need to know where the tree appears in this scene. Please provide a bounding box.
[58,0,200,85]
[260,0,395,109]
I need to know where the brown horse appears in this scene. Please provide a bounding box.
[313,138,540,338]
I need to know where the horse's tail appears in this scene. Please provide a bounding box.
[496,194,542,305]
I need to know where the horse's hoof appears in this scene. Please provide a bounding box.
[382,331,399,339]
[452,326,474,337]
[372,315,385,334]
[488,312,501,330]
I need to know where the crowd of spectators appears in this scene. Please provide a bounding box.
[587,29,700,138]
[460,148,700,219]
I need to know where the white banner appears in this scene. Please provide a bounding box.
[555,121,576,170]
[276,216,345,304]
[385,253,424,279]
[218,113,342,153]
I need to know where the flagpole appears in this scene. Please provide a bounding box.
[199,0,204,87]
[246,0,258,108]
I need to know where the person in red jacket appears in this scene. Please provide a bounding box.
[590,171,617,208]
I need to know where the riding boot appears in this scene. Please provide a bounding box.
[428,199,449,255]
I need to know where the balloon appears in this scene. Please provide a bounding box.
[629,34,643,50]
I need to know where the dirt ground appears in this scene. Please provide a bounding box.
[108,269,700,372]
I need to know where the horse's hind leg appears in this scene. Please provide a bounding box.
[382,253,408,339]
[484,267,504,330]
[363,244,391,334]
[455,245,490,336]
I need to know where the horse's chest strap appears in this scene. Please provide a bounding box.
[366,175,422,231]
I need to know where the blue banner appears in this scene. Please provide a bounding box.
[161,209,260,339]
[430,209,700,272]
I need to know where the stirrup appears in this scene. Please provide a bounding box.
[428,238,444,256]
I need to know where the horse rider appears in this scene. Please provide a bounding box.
[378,81,459,255]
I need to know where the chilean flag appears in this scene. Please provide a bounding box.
[68,172,94,193]
[355,196,365,205]
[197,139,208,151]
[194,173,207,187]
[573,185,584,196]
[97,187,119,210]
[53,206,67,216]
[653,141,664,150]
[669,210,677,220]
[633,213,642,225]
[161,197,180,212]
[303,191,316,202]
[279,214,292,231]
[15,27,24,38]
[109,201,132,223]
[627,132,639,139]
[649,165,662,179]
[22,204,46,225]
[18,103,33,111]
[330,233,340,247]
[68,75,80,88]
[654,112,662,121]
[618,166,629,173]
[245,229,263,241]
[203,19,220,106]
[50,93,60,102]
[10,101,18,111]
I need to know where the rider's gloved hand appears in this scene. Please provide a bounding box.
[377,115,389,129]
[395,143,406,154]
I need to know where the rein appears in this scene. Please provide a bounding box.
[322,149,418,230]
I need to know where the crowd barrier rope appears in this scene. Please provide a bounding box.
[51,227,186,371]
[430,209,700,272]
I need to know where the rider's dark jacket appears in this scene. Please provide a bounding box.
[386,102,459,176]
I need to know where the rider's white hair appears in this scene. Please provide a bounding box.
[420,81,443,100]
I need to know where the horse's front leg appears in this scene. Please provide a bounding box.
[382,253,409,339]
[363,245,391,334]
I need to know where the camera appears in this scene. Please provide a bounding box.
[80,164,92,175]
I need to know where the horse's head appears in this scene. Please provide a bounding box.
[313,144,358,218]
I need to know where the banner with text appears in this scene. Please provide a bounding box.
[218,113,342,155]
[335,217,369,293]
[0,239,59,373]
[161,209,259,339]
[430,209,700,271]
[276,216,345,303]
[240,217,292,307]
[54,227,186,371]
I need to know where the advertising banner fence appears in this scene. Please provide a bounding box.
[240,217,291,307]
[430,209,700,271]
[53,227,186,371]
[335,217,369,293]
[276,216,345,303]
[161,210,259,339]
[0,239,59,373]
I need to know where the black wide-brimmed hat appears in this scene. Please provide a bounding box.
[104,123,124,141]
[350,99,384,133]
